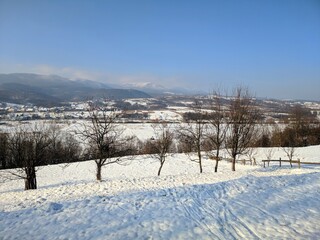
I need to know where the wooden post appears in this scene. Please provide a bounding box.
[298,158,300,168]
[279,157,281,167]
[264,160,265,168]
[268,160,270,167]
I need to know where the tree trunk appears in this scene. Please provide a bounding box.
[158,162,164,176]
[24,167,37,190]
[96,163,102,181]
[215,159,219,172]
[158,163,163,176]
[215,149,220,172]
[232,156,236,171]
[198,151,203,173]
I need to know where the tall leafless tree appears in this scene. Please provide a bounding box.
[206,90,228,172]
[179,99,206,173]
[47,129,82,165]
[79,102,134,181]
[7,124,52,190]
[1,123,82,189]
[227,87,260,171]
[150,123,174,176]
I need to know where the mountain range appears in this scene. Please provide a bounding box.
[120,81,200,95]
[0,73,151,106]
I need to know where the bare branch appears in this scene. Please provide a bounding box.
[226,87,260,171]
[78,100,135,181]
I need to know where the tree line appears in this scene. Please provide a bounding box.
[0,124,81,189]
[1,87,319,190]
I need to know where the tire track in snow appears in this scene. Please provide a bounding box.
[194,180,261,240]
[217,184,239,239]
[167,186,220,239]
[171,183,256,239]
[196,184,236,239]
[214,182,251,239]
[165,181,256,239]
[224,206,260,239]
[219,182,261,239]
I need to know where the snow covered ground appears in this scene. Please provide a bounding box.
[148,110,183,122]
[1,146,320,239]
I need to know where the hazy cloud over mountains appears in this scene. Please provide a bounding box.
[0,73,151,106]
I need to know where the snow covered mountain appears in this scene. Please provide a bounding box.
[120,81,200,95]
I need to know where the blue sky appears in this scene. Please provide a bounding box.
[0,0,319,100]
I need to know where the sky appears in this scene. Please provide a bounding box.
[0,0,319,100]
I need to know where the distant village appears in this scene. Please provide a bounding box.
[0,100,162,122]
[0,96,319,123]
[0,102,90,121]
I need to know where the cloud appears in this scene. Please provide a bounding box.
[0,63,105,81]
[32,65,105,81]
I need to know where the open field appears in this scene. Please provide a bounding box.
[1,146,320,239]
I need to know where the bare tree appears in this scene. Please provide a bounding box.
[61,133,83,163]
[227,87,260,171]
[264,148,275,167]
[178,99,206,173]
[246,147,258,165]
[265,148,275,160]
[45,124,68,164]
[0,132,9,169]
[79,102,134,181]
[150,123,174,176]
[206,90,228,172]
[7,124,52,190]
[48,131,82,165]
[46,123,62,164]
[282,146,295,167]
[287,104,318,146]
[270,124,283,147]
[1,122,82,190]
[255,123,272,147]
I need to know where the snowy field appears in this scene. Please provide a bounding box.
[1,146,320,239]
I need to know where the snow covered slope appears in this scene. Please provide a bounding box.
[1,146,320,239]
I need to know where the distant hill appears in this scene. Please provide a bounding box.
[0,73,151,106]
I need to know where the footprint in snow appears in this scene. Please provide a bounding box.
[47,202,63,213]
